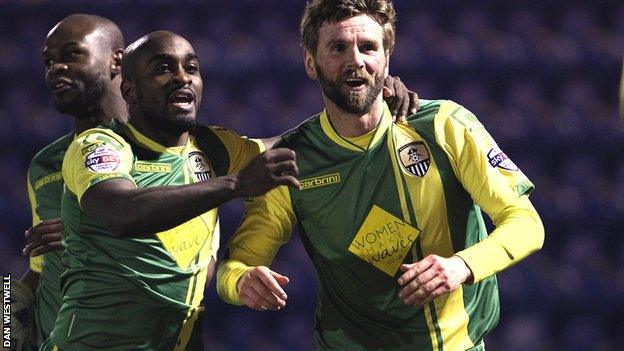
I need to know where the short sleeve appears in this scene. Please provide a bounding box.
[62,128,136,204]
[210,128,264,174]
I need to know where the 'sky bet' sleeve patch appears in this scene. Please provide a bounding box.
[84,145,121,172]
[349,205,421,276]
[486,142,519,171]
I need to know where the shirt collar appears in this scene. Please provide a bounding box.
[319,103,392,152]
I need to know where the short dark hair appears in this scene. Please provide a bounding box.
[300,0,396,56]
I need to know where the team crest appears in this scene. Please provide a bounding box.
[188,151,213,181]
[398,142,430,177]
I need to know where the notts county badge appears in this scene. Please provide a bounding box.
[398,142,430,177]
[188,151,213,181]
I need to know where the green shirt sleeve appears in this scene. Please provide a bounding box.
[26,171,42,273]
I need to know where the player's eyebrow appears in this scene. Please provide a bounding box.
[147,53,172,65]
[147,53,198,65]
[42,42,80,57]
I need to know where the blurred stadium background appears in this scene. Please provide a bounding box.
[1,0,623,350]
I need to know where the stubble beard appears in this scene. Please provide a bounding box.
[137,94,198,135]
[315,62,385,115]
[55,77,106,119]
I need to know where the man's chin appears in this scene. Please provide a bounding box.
[168,115,197,133]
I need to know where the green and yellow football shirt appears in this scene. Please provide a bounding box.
[26,133,73,346]
[218,100,543,350]
[46,122,261,351]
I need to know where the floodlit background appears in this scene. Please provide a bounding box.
[1,1,623,350]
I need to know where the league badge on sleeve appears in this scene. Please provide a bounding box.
[487,143,519,171]
[188,151,213,181]
[398,142,430,177]
[85,146,121,172]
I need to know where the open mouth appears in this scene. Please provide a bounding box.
[345,77,367,89]
[50,79,73,94]
[168,90,195,107]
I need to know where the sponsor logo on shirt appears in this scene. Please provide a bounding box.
[84,146,120,173]
[134,162,172,173]
[81,142,103,155]
[300,172,341,190]
[156,215,213,269]
[398,141,430,177]
[34,171,63,190]
[487,144,518,171]
[349,205,421,276]
[188,151,213,181]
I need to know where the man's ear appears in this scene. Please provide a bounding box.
[121,80,136,104]
[304,49,318,80]
[111,48,123,77]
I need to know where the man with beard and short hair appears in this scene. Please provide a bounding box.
[15,14,127,349]
[217,0,545,350]
[40,30,302,351]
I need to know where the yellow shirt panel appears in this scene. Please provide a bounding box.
[26,173,42,272]
[62,128,135,204]
[434,101,544,282]
[209,127,264,174]
[217,185,295,305]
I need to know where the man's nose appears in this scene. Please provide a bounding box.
[47,62,68,76]
[346,46,366,70]
[171,67,191,85]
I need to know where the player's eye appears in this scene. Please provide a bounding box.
[331,43,346,53]
[43,58,53,69]
[185,64,199,74]
[155,64,170,74]
[62,51,78,61]
[360,43,376,52]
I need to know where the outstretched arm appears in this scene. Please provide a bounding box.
[81,148,299,237]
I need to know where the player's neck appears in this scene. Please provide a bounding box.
[73,79,127,134]
[101,76,129,124]
[324,95,384,138]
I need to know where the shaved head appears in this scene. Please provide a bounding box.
[47,14,124,52]
[120,30,202,139]
[121,31,191,82]
[43,14,125,119]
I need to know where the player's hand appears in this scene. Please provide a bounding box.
[22,218,64,257]
[233,148,300,198]
[397,255,472,306]
[383,75,419,123]
[238,266,289,311]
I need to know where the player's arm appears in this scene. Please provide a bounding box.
[438,102,544,282]
[20,173,42,293]
[257,75,418,150]
[383,75,419,122]
[67,129,299,237]
[22,175,64,261]
[398,101,544,306]
[217,185,295,311]
[22,218,64,258]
